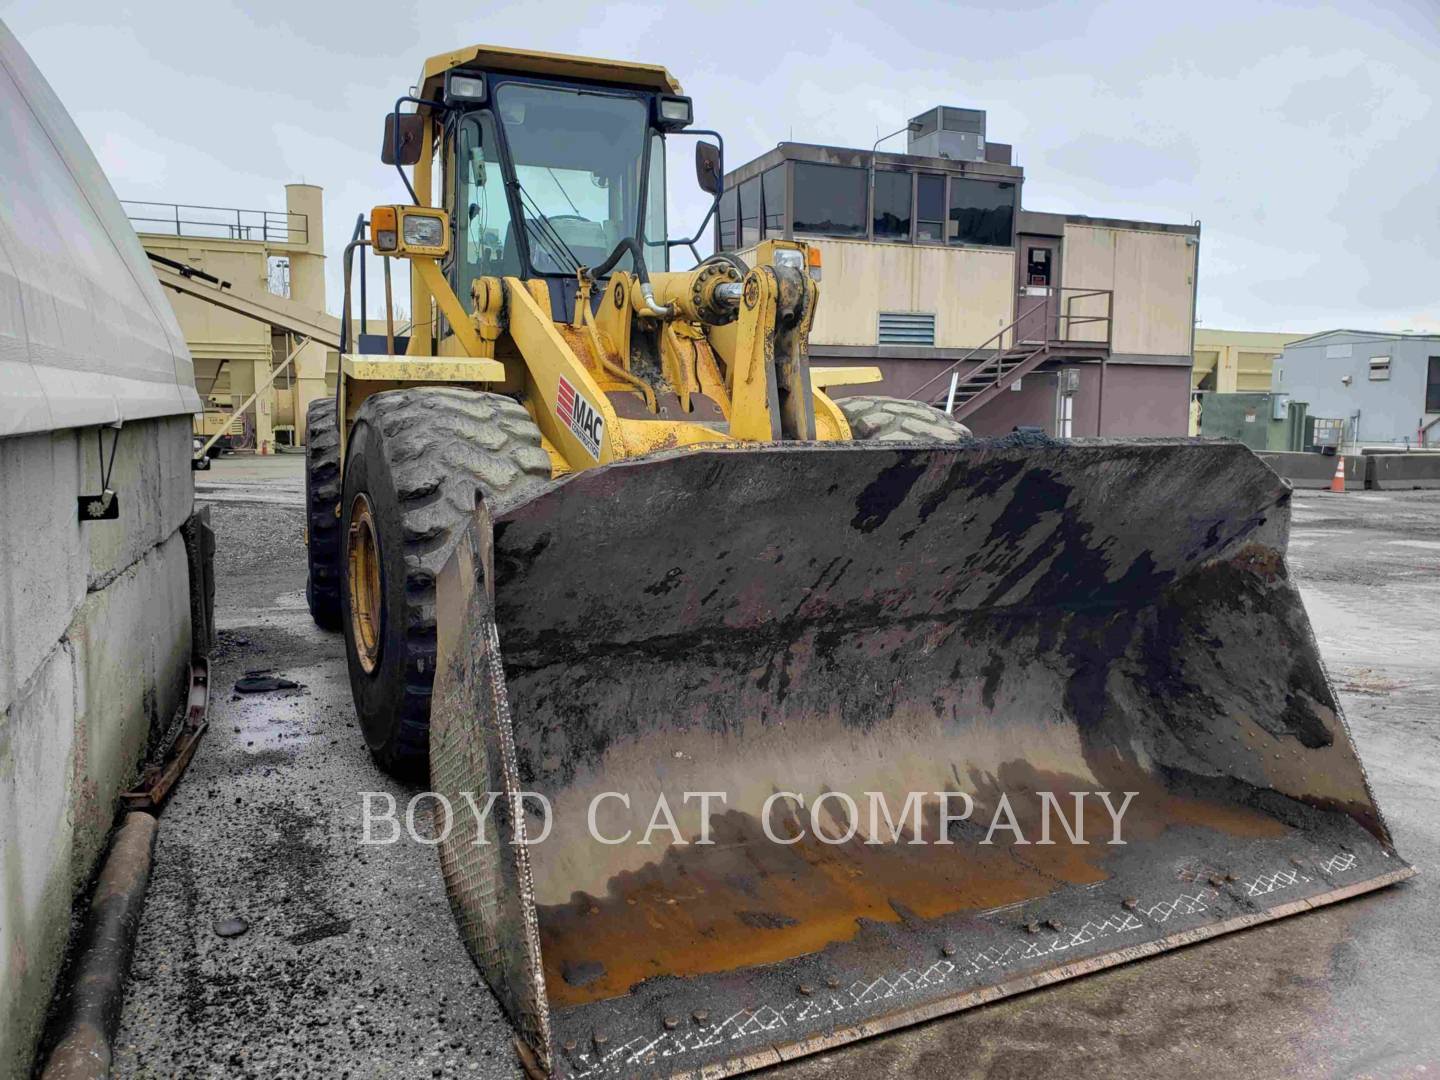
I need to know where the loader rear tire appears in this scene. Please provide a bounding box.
[305,397,343,630]
[837,395,973,442]
[339,388,552,777]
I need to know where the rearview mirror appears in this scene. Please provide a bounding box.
[695,141,722,196]
[381,113,425,166]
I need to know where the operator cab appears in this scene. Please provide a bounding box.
[384,46,711,323]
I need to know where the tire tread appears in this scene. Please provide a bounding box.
[345,388,550,772]
[305,397,343,629]
[837,395,973,443]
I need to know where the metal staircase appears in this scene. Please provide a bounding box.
[909,288,1113,425]
[939,339,1054,420]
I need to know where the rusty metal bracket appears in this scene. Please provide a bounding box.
[120,661,211,812]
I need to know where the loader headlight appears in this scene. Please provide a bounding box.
[656,95,693,131]
[445,72,487,105]
[403,214,444,249]
[370,205,450,259]
[773,249,804,270]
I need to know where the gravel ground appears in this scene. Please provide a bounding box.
[111,460,1440,1079]
[113,463,520,1080]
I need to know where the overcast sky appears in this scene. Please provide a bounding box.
[4,0,1436,333]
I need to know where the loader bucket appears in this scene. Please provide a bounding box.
[430,436,1411,1079]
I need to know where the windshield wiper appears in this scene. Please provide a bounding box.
[546,168,581,216]
[509,179,583,274]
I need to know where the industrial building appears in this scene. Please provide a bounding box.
[0,24,202,1074]
[1273,329,1440,449]
[717,106,1201,436]
[124,187,340,451]
[1192,328,1304,394]
[1190,328,1306,435]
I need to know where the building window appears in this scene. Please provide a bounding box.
[873,170,911,241]
[792,161,867,237]
[1368,356,1391,381]
[947,177,1015,247]
[1428,357,1440,413]
[878,311,936,345]
[1027,247,1052,287]
[739,176,761,247]
[916,174,945,242]
[761,166,785,238]
[717,187,737,251]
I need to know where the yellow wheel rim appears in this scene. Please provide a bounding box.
[347,493,383,674]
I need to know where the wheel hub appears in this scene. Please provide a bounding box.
[347,493,383,674]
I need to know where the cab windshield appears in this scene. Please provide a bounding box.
[493,82,661,275]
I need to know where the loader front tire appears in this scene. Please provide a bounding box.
[837,395,973,442]
[339,389,552,777]
[304,396,343,630]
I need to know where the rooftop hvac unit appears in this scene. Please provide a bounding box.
[908,106,987,162]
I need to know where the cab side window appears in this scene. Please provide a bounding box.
[456,113,520,302]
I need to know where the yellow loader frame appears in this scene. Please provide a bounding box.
[339,232,882,474]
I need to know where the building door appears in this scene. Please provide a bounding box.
[1015,237,1059,344]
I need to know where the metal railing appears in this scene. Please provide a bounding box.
[908,286,1114,408]
[122,200,308,245]
[1015,286,1114,348]
[1421,414,1440,448]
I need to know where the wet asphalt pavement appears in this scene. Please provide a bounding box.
[111,457,1439,1079]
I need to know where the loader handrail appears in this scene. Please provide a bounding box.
[340,214,368,356]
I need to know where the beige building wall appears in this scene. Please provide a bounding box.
[744,239,1016,349]
[134,184,333,449]
[141,238,273,385]
[1060,225,1196,356]
[1193,328,1304,393]
[283,184,333,438]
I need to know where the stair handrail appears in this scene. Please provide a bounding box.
[1421,413,1440,447]
[909,296,1049,405]
[910,286,1114,407]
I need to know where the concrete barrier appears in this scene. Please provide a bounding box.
[1256,451,1364,490]
[1365,453,1440,490]
[0,418,192,1079]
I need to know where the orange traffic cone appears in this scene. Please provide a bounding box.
[1330,454,1346,493]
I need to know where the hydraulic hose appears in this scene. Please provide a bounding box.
[586,237,672,317]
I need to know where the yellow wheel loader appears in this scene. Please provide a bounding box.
[305,44,1412,1080]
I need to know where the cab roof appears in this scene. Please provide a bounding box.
[417,45,683,101]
